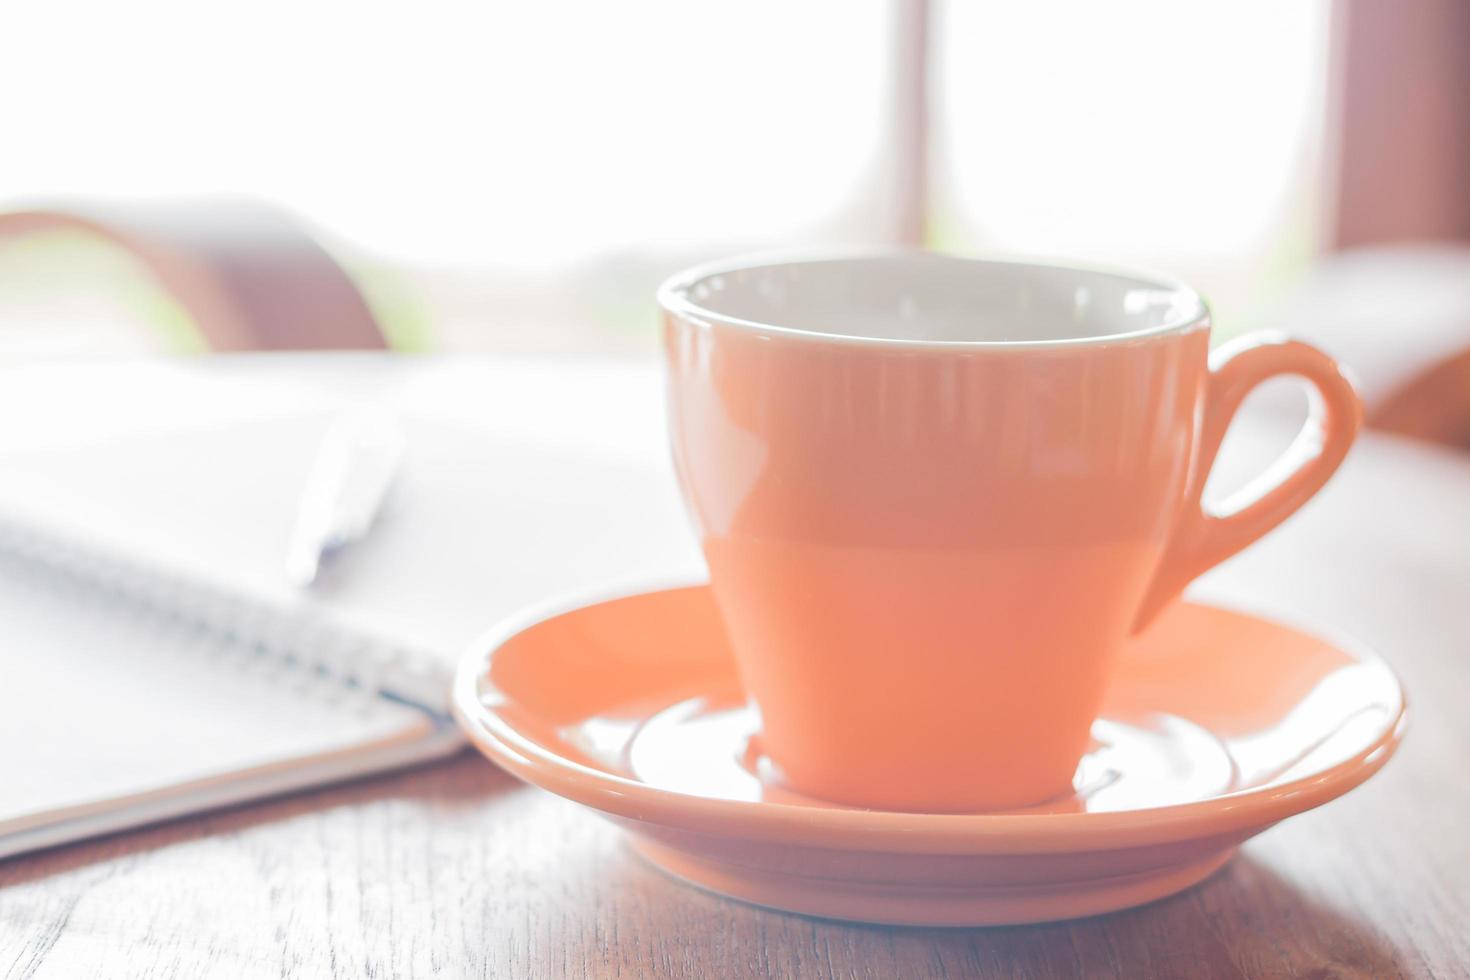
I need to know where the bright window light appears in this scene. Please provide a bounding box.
[0,0,890,269]
[934,1,1330,329]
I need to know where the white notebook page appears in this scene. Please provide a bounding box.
[0,413,703,672]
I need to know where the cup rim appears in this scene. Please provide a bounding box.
[657,247,1211,350]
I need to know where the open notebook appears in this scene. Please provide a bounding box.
[0,404,702,859]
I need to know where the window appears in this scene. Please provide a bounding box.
[0,1,1329,355]
[932,1,1331,335]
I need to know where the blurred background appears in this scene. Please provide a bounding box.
[2,0,1468,435]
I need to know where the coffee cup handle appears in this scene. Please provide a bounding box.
[1132,333,1363,633]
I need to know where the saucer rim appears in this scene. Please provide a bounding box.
[451,579,1407,856]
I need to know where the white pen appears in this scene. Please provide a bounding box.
[285,408,407,588]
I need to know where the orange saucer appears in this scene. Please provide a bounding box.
[451,584,1405,927]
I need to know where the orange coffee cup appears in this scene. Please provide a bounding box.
[660,251,1361,813]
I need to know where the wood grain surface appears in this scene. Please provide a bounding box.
[2,357,1468,979]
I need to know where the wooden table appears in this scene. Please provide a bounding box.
[2,355,1468,979]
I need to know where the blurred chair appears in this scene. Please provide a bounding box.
[1311,0,1470,450]
[1257,246,1470,450]
[0,199,387,351]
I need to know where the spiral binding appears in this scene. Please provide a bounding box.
[0,514,449,716]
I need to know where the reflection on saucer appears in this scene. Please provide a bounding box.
[624,699,1235,815]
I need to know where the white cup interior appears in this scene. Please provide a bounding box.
[661,252,1206,345]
